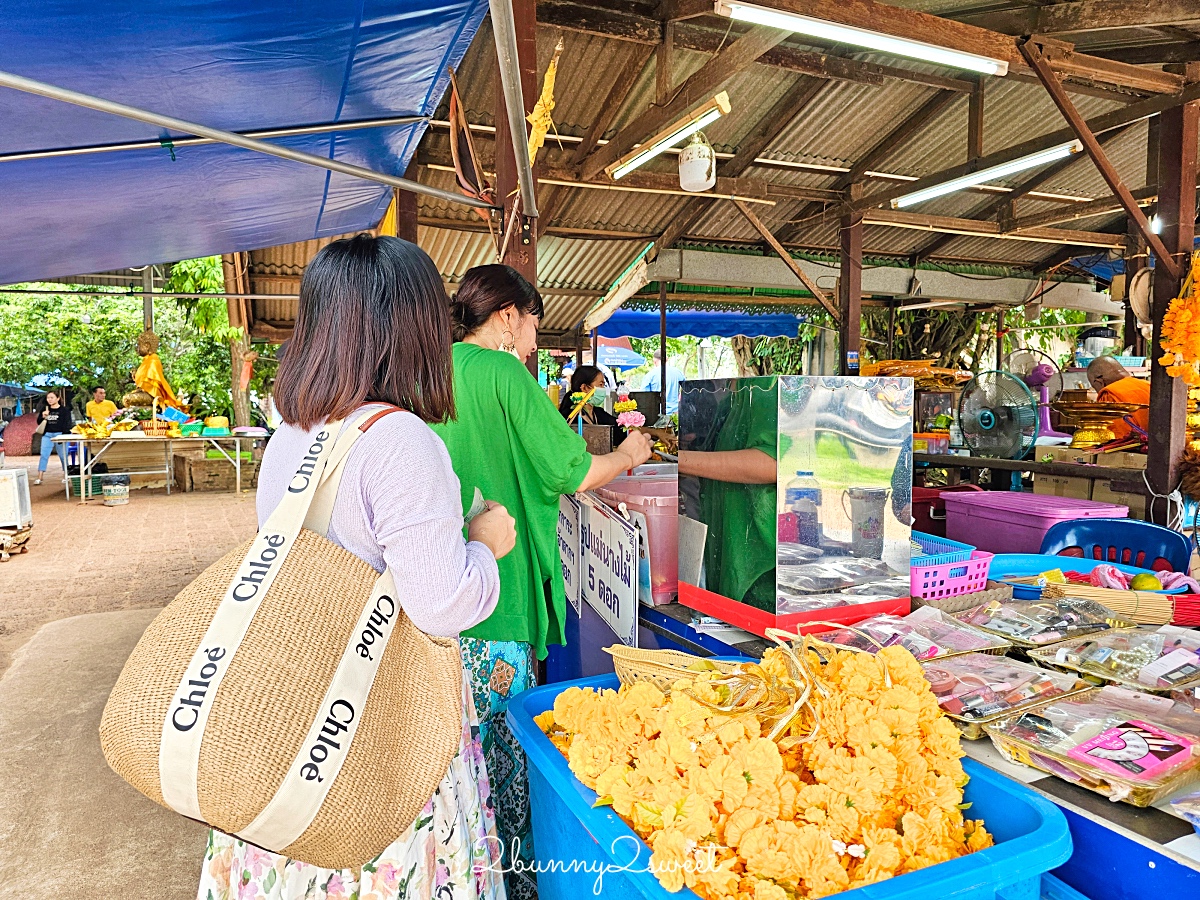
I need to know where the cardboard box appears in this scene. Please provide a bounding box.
[1091,478,1146,520]
[1042,447,1098,465]
[1033,474,1093,499]
[1096,450,1148,471]
[174,455,259,492]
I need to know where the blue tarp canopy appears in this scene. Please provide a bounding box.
[597,309,804,339]
[0,0,486,284]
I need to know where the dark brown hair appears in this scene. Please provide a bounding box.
[273,235,454,429]
[449,264,544,342]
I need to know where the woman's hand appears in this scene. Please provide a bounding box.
[618,430,653,469]
[468,502,517,560]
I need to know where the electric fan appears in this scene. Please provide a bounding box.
[1005,349,1071,441]
[958,371,1040,459]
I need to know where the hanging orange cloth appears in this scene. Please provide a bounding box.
[134,352,179,407]
[1097,376,1150,440]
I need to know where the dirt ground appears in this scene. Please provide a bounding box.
[0,455,258,675]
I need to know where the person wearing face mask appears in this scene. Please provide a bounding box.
[558,365,626,438]
[434,264,652,898]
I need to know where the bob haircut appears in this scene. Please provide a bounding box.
[273,235,454,429]
[450,264,544,342]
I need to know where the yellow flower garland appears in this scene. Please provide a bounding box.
[539,646,992,898]
[1160,252,1200,385]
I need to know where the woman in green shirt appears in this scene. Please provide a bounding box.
[433,264,651,898]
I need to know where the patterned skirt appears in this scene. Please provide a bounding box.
[459,638,538,900]
[195,664,505,900]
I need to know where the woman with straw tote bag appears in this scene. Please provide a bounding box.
[100,236,516,900]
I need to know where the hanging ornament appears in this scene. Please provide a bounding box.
[678,131,716,192]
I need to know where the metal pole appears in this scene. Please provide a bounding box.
[0,114,426,165]
[142,266,154,331]
[659,280,668,416]
[0,68,492,210]
[489,0,539,217]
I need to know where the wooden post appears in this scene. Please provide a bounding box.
[397,162,419,244]
[142,266,154,331]
[1146,64,1199,524]
[838,211,863,375]
[967,76,985,159]
[659,280,668,416]
[494,0,538,374]
[1123,222,1146,356]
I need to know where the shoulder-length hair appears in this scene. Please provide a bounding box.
[273,235,454,429]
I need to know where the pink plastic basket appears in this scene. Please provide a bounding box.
[911,550,994,600]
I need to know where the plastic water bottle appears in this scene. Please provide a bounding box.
[784,471,821,547]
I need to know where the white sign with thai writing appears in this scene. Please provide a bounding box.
[580,498,638,647]
[557,495,581,615]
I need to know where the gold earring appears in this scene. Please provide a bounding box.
[500,329,516,353]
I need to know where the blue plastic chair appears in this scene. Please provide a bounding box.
[1039,518,1193,573]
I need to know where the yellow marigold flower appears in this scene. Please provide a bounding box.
[649,827,691,893]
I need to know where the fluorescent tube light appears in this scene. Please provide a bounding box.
[714,1,1009,76]
[891,140,1083,208]
[606,92,731,180]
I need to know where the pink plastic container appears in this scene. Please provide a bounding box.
[911,551,994,600]
[593,477,678,605]
[941,492,1129,555]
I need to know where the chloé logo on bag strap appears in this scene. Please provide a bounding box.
[157,407,408,850]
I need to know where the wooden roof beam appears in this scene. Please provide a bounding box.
[851,79,1200,212]
[953,0,1200,38]
[581,24,790,180]
[1019,38,1180,278]
[1091,41,1200,67]
[863,207,1125,248]
[728,0,1182,94]
[1008,187,1157,232]
[733,198,840,320]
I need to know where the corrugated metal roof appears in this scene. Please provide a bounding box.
[241,3,1192,333]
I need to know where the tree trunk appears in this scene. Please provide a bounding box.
[229,333,252,427]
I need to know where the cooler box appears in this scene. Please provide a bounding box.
[912,484,983,537]
[593,476,678,605]
[508,672,1072,900]
[942,492,1129,555]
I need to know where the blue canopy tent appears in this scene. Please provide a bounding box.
[0,0,489,284]
[596,309,804,339]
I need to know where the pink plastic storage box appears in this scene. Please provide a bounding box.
[593,477,678,605]
[941,492,1129,555]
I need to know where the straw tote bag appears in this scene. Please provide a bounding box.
[100,407,463,869]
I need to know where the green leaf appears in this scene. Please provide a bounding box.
[592,795,614,808]
[264,868,277,891]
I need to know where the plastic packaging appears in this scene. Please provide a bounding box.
[985,689,1200,806]
[1029,625,1200,694]
[924,653,1088,739]
[958,597,1128,649]
[1170,788,1200,836]
[815,607,1009,661]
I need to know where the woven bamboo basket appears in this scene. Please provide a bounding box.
[911,580,1013,616]
[604,646,744,692]
[1027,630,1200,695]
[138,419,173,436]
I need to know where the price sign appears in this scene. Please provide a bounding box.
[557,495,581,615]
[579,498,638,647]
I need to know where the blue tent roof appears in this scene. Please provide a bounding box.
[597,309,804,339]
[0,0,486,284]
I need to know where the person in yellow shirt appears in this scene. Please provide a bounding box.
[1087,356,1149,441]
[85,386,118,422]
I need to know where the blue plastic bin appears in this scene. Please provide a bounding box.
[988,553,1188,600]
[912,530,976,566]
[509,671,1072,900]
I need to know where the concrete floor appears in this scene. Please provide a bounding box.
[0,458,257,899]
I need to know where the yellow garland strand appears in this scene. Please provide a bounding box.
[1160,251,1200,384]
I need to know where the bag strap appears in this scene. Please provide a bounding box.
[304,405,405,538]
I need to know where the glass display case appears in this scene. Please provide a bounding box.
[677,375,914,634]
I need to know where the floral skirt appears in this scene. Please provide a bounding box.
[196,664,505,900]
[460,638,537,900]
